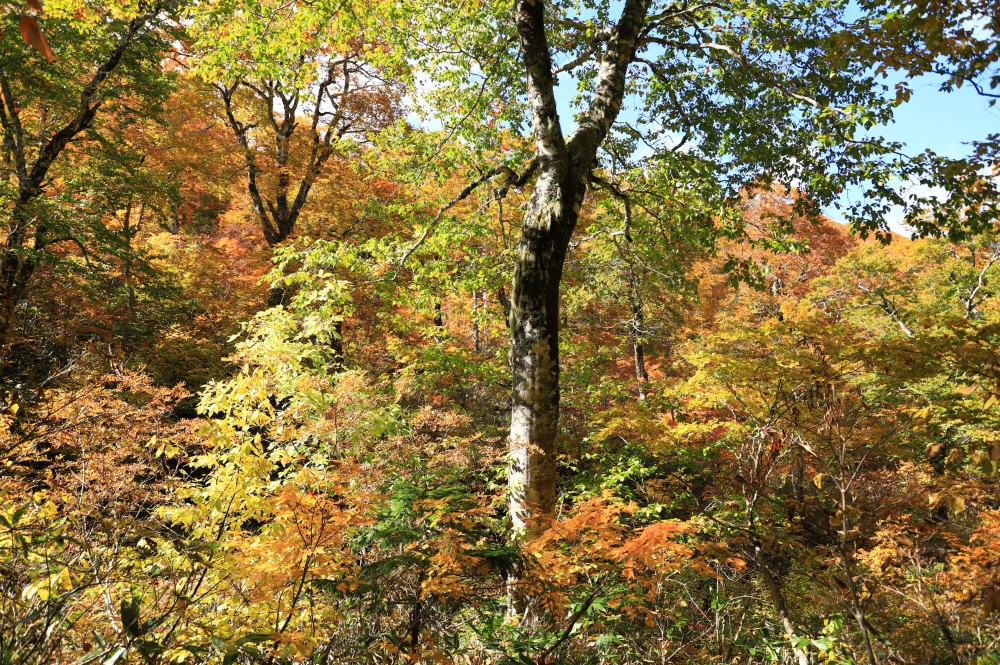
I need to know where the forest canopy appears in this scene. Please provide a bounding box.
[2,0,1000,663]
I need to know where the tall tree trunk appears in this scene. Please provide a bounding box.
[168,207,180,235]
[0,254,33,347]
[627,270,648,401]
[632,328,648,401]
[508,167,576,536]
[508,0,651,538]
[497,286,511,327]
[122,198,144,314]
[0,201,41,348]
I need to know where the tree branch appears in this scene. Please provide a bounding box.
[0,73,28,188]
[515,0,568,163]
[568,0,652,172]
[394,161,537,275]
[588,172,633,241]
[26,10,157,200]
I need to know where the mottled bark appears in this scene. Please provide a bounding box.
[508,0,651,538]
[508,181,572,535]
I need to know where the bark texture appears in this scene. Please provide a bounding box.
[625,267,649,401]
[508,0,651,537]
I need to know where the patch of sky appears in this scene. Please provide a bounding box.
[832,70,998,235]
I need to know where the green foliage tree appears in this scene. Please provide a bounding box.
[190,0,407,249]
[402,0,925,541]
[844,0,1000,236]
[0,0,179,349]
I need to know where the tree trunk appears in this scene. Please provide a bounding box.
[497,286,511,327]
[433,300,444,328]
[122,198,144,314]
[627,270,648,401]
[330,320,344,372]
[508,167,577,537]
[758,557,811,665]
[508,0,651,538]
[632,330,648,401]
[838,488,879,665]
[0,254,33,348]
[0,206,39,348]
[472,291,481,353]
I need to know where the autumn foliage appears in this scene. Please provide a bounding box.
[3,0,1000,664]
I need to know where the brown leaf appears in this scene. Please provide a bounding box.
[926,443,944,458]
[26,0,42,11]
[20,15,53,62]
[989,443,1000,462]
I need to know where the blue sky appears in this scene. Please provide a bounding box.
[852,73,1000,232]
[891,75,999,161]
[549,66,999,234]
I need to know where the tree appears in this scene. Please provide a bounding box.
[190,0,406,249]
[843,0,1000,237]
[0,1,178,349]
[134,76,239,236]
[409,0,916,540]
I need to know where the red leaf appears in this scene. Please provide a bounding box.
[20,14,53,62]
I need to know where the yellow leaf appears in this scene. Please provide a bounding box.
[813,473,825,489]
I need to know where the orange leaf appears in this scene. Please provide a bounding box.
[20,15,53,62]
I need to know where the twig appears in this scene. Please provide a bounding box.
[393,159,538,276]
